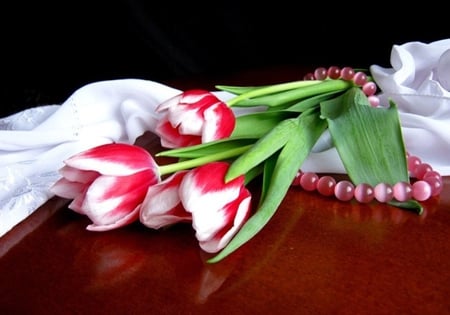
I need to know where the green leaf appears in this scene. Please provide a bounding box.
[230,80,352,107]
[157,138,256,159]
[321,88,408,186]
[216,85,268,95]
[320,88,422,213]
[208,109,327,263]
[225,117,297,182]
[285,90,342,113]
[231,110,295,138]
[260,154,278,206]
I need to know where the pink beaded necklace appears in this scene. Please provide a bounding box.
[292,66,444,204]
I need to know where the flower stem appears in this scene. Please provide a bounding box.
[226,80,322,107]
[158,145,252,175]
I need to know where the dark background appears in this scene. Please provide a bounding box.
[1,1,449,116]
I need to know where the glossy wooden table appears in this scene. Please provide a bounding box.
[1,67,450,315]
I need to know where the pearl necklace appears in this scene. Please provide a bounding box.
[291,66,443,203]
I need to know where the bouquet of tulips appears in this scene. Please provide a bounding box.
[51,66,437,263]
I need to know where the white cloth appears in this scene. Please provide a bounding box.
[370,39,450,175]
[1,39,449,238]
[0,79,181,237]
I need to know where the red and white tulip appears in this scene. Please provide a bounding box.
[51,143,160,231]
[155,89,235,148]
[139,171,192,229]
[179,162,252,253]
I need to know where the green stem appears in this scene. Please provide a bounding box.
[226,80,322,107]
[227,80,354,107]
[159,145,252,175]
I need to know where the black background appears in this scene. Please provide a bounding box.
[1,1,449,116]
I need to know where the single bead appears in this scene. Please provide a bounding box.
[317,176,336,196]
[334,180,355,201]
[327,66,341,79]
[423,170,442,182]
[423,177,443,196]
[354,183,374,203]
[407,155,422,174]
[353,71,368,86]
[393,181,413,202]
[412,180,432,201]
[362,81,377,96]
[414,163,433,180]
[303,73,315,80]
[340,67,355,80]
[314,67,328,80]
[374,182,394,203]
[300,172,319,191]
[368,95,380,107]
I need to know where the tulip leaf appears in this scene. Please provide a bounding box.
[216,85,268,95]
[209,108,327,263]
[260,154,278,205]
[231,110,295,138]
[225,117,297,182]
[157,138,256,159]
[229,80,352,107]
[285,90,341,113]
[320,88,422,213]
[321,88,408,185]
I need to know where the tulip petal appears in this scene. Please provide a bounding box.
[155,93,181,112]
[86,205,141,232]
[156,119,200,148]
[178,162,252,253]
[140,171,191,229]
[198,188,251,253]
[202,103,235,142]
[59,165,99,184]
[180,162,244,213]
[68,194,87,214]
[82,169,158,227]
[168,104,204,135]
[65,143,159,176]
[50,177,87,200]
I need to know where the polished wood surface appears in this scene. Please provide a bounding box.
[1,67,450,315]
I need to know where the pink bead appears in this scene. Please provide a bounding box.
[334,180,354,201]
[354,183,374,203]
[407,155,421,175]
[340,67,355,80]
[362,82,377,96]
[412,180,432,201]
[393,181,412,202]
[414,163,433,180]
[423,177,443,196]
[300,172,319,191]
[314,67,328,80]
[423,170,442,182]
[317,176,336,196]
[303,73,315,80]
[353,72,368,86]
[327,66,341,79]
[374,183,394,203]
[368,95,380,107]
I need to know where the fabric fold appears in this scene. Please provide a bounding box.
[370,39,450,175]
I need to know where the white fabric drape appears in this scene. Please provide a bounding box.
[1,39,449,237]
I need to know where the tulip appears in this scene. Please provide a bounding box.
[50,143,160,231]
[140,171,192,229]
[179,162,252,253]
[155,89,235,148]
